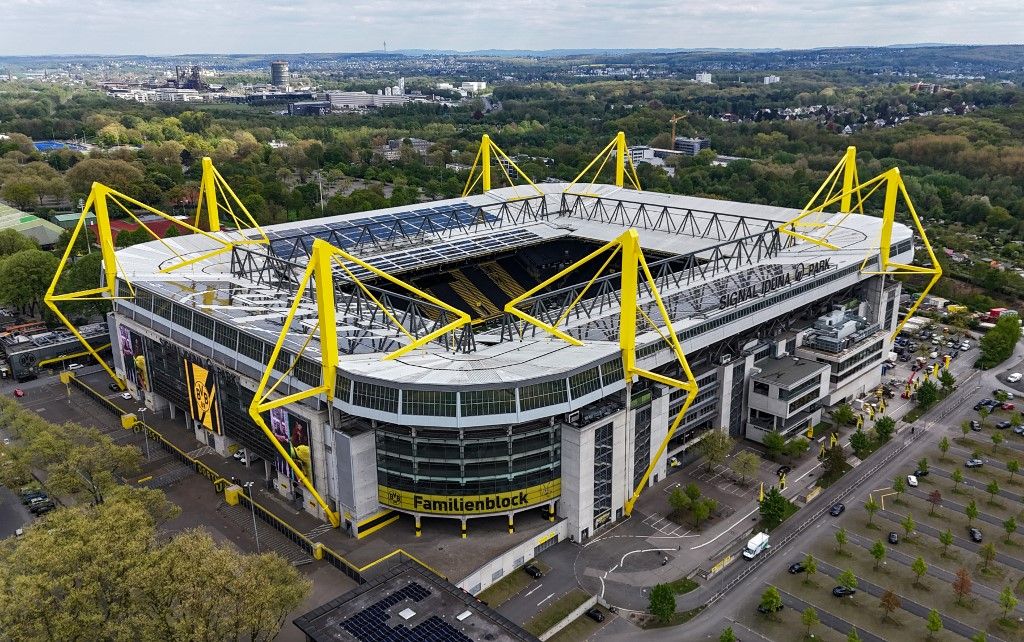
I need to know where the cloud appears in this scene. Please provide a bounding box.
[1,0,1021,55]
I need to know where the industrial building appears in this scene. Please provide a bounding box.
[63,140,931,545]
[271,61,290,87]
[673,136,711,156]
[1,322,109,381]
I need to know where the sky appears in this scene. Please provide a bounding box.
[2,0,1022,56]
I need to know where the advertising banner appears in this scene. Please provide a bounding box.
[271,408,313,482]
[378,479,561,515]
[183,358,222,434]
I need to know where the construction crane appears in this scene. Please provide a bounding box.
[669,114,685,146]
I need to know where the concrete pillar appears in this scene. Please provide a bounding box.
[548,501,556,522]
[460,518,467,539]
[415,514,422,538]
[507,513,514,534]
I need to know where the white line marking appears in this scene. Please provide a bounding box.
[537,592,555,607]
[690,504,760,550]
[522,585,541,599]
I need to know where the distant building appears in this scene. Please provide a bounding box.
[673,137,710,156]
[1,322,110,382]
[270,61,289,87]
[288,101,332,116]
[695,72,713,84]
[377,138,433,161]
[327,91,410,110]
[627,145,654,165]
[460,81,487,93]
[763,75,781,85]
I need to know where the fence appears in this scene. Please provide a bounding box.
[68,373,444,587]
[538,595,598,641]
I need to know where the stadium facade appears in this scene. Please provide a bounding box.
[98,167,916,542]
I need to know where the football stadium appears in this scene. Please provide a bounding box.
[49,136,938,541]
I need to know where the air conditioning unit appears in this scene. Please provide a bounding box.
[566,410,580,425]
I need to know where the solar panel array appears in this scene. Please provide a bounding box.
[266,202,500,261]
[339,582,473,642]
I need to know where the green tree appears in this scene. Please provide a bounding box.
[912,556,928,587]
[939,369,955,390]
[65,157,145,194]
[763,431,786,460]
[801,606,819,637]
[1008,459,1020,484]
[0,249,59,315]
[992,432,1004,453]
[803,553,817,584]
[980,542,997,571]
[902,513,916,538]
[759,586,783,619]
[692,497,717,529]
[865,495,880,526]
[1004,516,1017,544]
[821,442,848,482]
[980,314,1022,369]
[940,529,954,557]
[939,436,950,460]
[966,499,979,525]
[999,585,1018,620]
[837,568,858,591]
[832,403,856,425]
[874,416,896,442]
[918,380,940,409]
[697,430,734,472]
[847,627,862,642]
[0,228,38,256]
[719,627,737,642]
[835,527,848,554]
[987,479,1001,503]
[961,420,972,440]
[972,632,987,642]
[0,180,38,209]
[784,437,810,458]
[879,590,901,621]
[850,429,871,456]
[952,468,965,492]
[926,608,943,639]
[668,487,691,515]
[980,406,991,428]
[730,450,760,485]
[648,584,675,623]
[870,540,887,570]
[759,486,789,530]
[892,475,906,502]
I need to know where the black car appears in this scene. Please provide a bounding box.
[757,602,784,614]
[829,503,845,517]
[888,531,899,545]
[975,400,991,411]
[108,382,120,391]
[524,564,543,579]
[832,586,857,597]
[585,608,605,622]
[970,420,981,432]
[788,562,806,574]
[776,465,792,477]
[29,500,55,515]
[913,468,929,477]
[969,528,983,543]
[997,421,1012,430]
[20,490,47,505]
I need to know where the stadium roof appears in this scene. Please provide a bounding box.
[0,203,64,246]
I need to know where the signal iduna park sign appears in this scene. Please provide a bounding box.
[378,480,561,515]
[718,258,832,309]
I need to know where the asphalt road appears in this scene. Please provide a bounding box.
[0,486,30,539]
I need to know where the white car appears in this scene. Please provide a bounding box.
[120,392,133,400]
[929,351,938,359]
[961,342,971,350]
[906,475,919,487]
[1008,373,1023,384]
[67,363,83,370]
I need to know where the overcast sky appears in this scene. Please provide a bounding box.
[2,0,1022,56]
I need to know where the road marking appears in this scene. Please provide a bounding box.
[618,547,676,568]
[690,504,760,550]
[793,462,821,484]
[522,585,541,599]
[137,475,153,483]
[537,592,555,607]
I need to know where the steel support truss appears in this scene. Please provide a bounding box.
[462,133,543,200]
[564,131,642,196]
[250,238,473,527]
[779,147,941,338]
[45,157,268,387]
[504,229,698,515]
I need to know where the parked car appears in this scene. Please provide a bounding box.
[969,527,983,543]
[975,400,992,411]
[29,500,55,515]
[829,503,845,517]
[906,475,919,487]
[1008,373,1023,384]
[232,450,245,461]
[997,421,1012,430]
[914,468,929,477]
[1014,426,1024,435]
[108,382,120,391]
[970,420,982,432]
[13,388,24,397]
[788,562,806,574]
[776,465,791,477]
[966,459,984,468]
[994,389,1015,400]
[832,586,857,597]
[585,608,605,622]
[1002,402,1015,411]
[20,490,47,505]
[758,602,784,614]
[67,363,83,370]
[888,531,899,545]
[524,564,543,579]
[120,392,133,400]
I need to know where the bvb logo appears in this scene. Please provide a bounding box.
[386,490,402,504]
[193,382,212,414]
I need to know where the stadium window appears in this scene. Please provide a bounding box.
[134,288,154,312]
[402,389,456,417]
[238,332,266,364]
[352,381,398,413]
[214,323,238,352]
[294,357,320,387]
[335,374,352,403]
[600,358,624,385]
[193,313,215,340]
[460,389,516,416]
[518,380,569,412]
[153,295,172,321]
[569,367,601,399]
[171,304,192,331]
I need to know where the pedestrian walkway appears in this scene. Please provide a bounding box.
[216,501,314,566]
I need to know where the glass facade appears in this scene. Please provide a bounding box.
[632,405,652,491]
[592,422,613,529]
[375,421,560,497]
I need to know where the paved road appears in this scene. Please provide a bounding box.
[814,557,1004,641]
[0,486,31,539]
[497,540,582,624]
[930,464,1024,503]
[876,508,1024,573]
[776,587,885,642]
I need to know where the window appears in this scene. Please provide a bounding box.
[402,390,456,417]
[600,358,623,385]
[633,407,652,490]
[778,375,821,401]
[153,295,172,321]
[593,422,613,527]
[752,381,770,396]
[238,333,265,364]
[461,389,516,416]
[171,304,192,331]
[214,323,238,352]
[294,357,320,387]
[519,380,568,411]
[335,374,352,403]
[353,381,398,413]
[569,367,601,400]
[134,288,154,312]
[193,313,214,340]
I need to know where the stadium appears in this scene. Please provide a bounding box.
[51,137,937,541]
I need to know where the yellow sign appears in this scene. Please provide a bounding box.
[184,359,221,434]
[379,480,561,515]
[710,554,735,576]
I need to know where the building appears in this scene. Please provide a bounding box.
[293,560,536,642]
[695,72,713,84]
[461,81,487,93]
[288,101,332,116]
[0,202,65,247]
[271,61,290,87]
[1,322,109,381]
[377,138,433,161]
[673,136,711,156]
[105,156,914,544]
[764,75,781,85]
[327,91,410,110]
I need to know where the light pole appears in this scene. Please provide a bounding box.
[243,481,261,554]
[137,407,150,460]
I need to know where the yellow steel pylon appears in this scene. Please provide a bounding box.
[564,131,642,196]
[462,134,542,200]
[45,157,268,388]
[504,229,697,515]
[249,238,473,527]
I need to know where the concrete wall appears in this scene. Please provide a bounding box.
[539,595,599,641]
[457,520,568,595]
[334,428,380,533]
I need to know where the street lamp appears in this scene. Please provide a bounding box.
[243,481,261,554]
[137,407,150,460]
